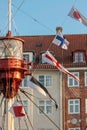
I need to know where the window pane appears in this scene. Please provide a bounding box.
[23,100,28,113]
[39,100,44,105]
[74,80,78,86]
[68,72,79,87]
[75,53,78,62]
[46,101,52,105]
[79,52,83,62]
[75,100,79,104]
[39,75,44,86]
[70,101,73,104]
[46,76,52,87]
[46,101,52,114]
[75,105,79,112]
[70,105,73,113]
[24,54,29,62]
[46,106,52,114]
[69,79,73,86]
[24,77,28,86]
[22,76,29,87]
[39,106,44,113]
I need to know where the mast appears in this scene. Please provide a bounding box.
[0,0,31,129]
[8,0,11,32]
[6,1,14,130]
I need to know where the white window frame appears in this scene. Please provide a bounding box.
[85,72,87,86]
[23,52,34,62]
[38,75,52,88]
[69,128,80,130]
[68,72,79,87]
[38,100,53,115]
[68,99,80,114]
[74,52,84,63]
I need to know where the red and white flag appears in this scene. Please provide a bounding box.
[68,6,87,26]
[9,102,25,117]
[42,51,79,82]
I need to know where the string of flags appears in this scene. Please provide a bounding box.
[27,14,81,110]
[68,6,87,26]
[7,6,83,118]
[8,6,84,118]
[42,51,79,82]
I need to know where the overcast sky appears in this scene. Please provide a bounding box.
[0,0,87,36]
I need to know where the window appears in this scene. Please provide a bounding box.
[23,100,28,113]
[20,76,29,87]
[85,72,87,86]
[38,100,52,114]
[68,99,80,114]
[41,53,46,64]
[73,51,85,63]
[38,75,52,87]
[69,128,80,130]
[23,52,34,62]
[68,72,79,87]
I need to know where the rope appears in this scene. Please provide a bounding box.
[16,94,34,130]
[20,88,62,130]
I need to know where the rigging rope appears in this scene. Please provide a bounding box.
[20,88,62,130]
[12,3,55,34]
[16,93,34,130]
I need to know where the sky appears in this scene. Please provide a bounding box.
[0,0,87,36]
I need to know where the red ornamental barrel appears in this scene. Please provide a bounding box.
[0,35,28,98]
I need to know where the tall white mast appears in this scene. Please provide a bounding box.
[8,0,11,32]
[6,0,14,130]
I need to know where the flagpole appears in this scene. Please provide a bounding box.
[56,27,65,130]
[6,99,14,130]
[8,0,11,32]
[6,0,14,130]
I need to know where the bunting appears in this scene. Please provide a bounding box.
[68,6,87,26]
[42,51,79,82]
